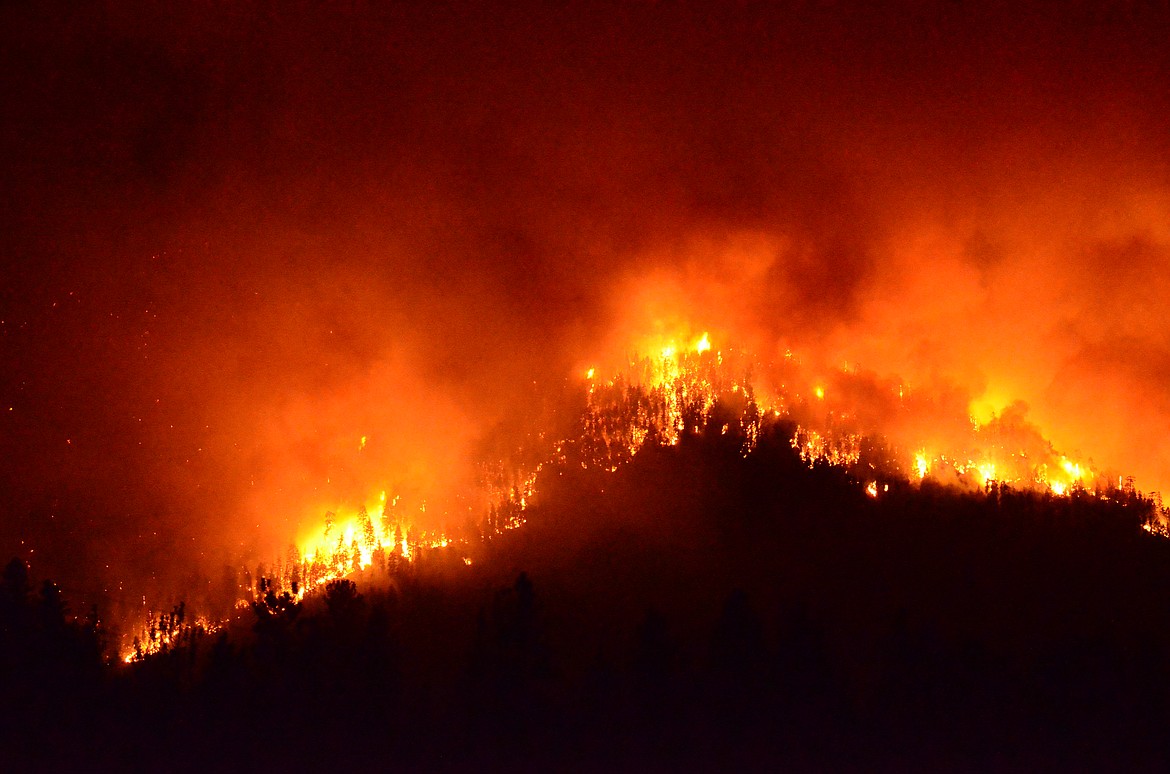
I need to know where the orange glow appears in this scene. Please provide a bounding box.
[14,7,1170,670]
[969,393,1010,427]
[121,321,1154,663]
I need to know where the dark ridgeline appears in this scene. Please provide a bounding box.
[3,414,1170,770]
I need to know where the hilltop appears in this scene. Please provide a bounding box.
[4,418,1169,770]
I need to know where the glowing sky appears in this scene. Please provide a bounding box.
[3,2,1170,606]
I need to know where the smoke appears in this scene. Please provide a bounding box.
[3,2,1170,608]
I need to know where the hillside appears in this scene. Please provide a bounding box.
[4,423,1169,770]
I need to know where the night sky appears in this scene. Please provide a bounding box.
[4,1,1170,610]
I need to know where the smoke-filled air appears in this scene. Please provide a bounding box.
[4,2,1170,641]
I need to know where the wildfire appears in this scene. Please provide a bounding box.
[282,492,476,598]
[123,606,222,663]
[977,462,997,484]
[282,329,1127,597]
[121,327,1159,663]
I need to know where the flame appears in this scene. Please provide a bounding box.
[122,612,222,663]
[289,494,467,594]
[976,463,997,483]
[280,330,1114,597]
[1061,458,1083,480]
[123,326,1147,664]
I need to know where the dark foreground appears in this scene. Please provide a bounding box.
[5,428,1170,771]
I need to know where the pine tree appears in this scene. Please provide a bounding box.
[287,544,301,588]
[380,497,393,536]
[359,506,376,548]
